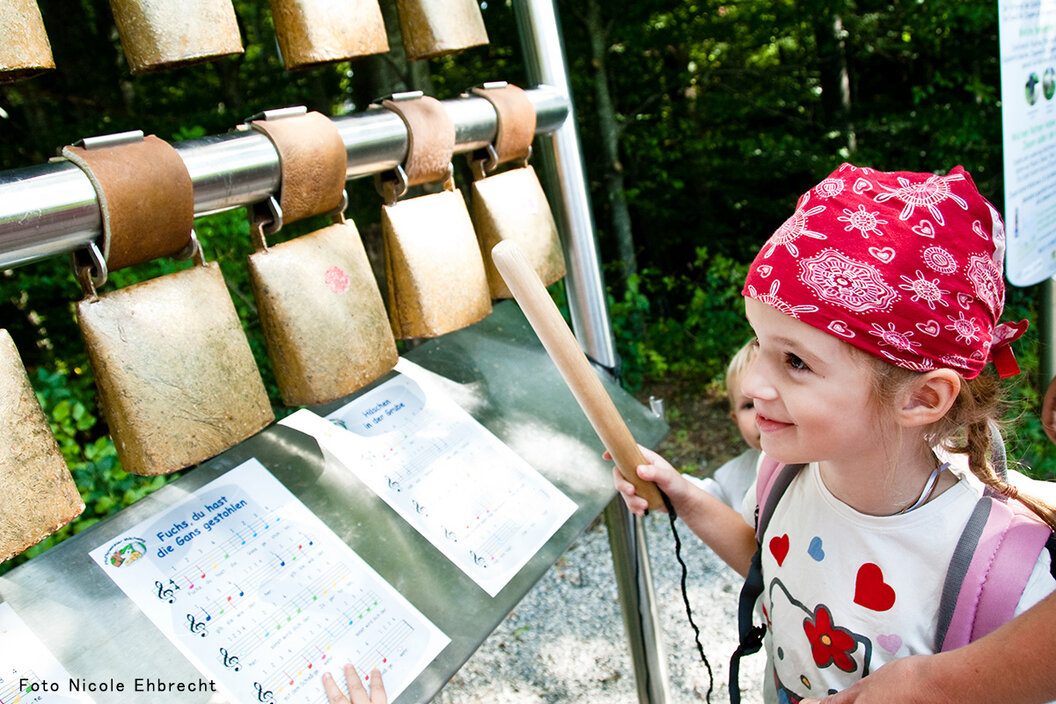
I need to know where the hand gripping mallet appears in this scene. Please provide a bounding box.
[491,240,663,510]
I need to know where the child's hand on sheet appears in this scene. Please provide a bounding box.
[322,664,386,704]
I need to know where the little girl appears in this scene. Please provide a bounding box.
[614,164,1056,702]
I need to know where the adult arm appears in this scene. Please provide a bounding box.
[611,446,757,576]
[802,591,1056,704]
[1043,375,1056,445]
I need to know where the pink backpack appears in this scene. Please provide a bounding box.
[729,456,1055,703]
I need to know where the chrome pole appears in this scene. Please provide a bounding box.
[511,0,617,369]
[0,87,568,270]
[513,3,670,704]
[604,499,672,704]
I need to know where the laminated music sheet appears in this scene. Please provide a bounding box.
[88,458,449,704]
[0,602,93,703]
[281,358,577,597]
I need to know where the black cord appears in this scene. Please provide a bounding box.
[659,488,714,704]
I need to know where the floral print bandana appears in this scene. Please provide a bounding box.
[742,163,1028,379]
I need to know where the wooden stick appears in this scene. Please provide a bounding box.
[491,240,662,509]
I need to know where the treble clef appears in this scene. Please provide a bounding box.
[443,527,458,542]
[255,682,275,702]
[186,613,208,638]
[412,499,427,517]
[155,579,176,603]
[470,550,487,568]
[220,647,241,672]
[387,477,401,492]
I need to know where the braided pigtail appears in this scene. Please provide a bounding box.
[941,374,1056,531]
[868,356,1056,530]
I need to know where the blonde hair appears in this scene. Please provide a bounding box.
[870,360,1056,530]
[724,340,758,406]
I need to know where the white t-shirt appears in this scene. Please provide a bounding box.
[686,447,760,509]
[740,461,1054,702]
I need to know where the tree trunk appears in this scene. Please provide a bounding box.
[360,0,434,101]
[812,0,856,154]
[584,0,637,282]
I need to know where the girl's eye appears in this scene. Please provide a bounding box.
[741,400,754,411]
[785,352,809,371]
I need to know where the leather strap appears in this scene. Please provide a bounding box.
[251,111,347,225]
[62,136,193,272]
[381,95,455,187]
[471,83,535,166]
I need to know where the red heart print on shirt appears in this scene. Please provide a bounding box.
[854,562,895,611]
[770,534,790,567]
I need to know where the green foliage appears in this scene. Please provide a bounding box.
[999,286,1056,480]
[610,248,752,390]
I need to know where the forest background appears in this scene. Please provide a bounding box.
[2,0,1053,571]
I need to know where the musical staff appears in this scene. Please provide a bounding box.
[281,358,578,597]
[90,458,449,704]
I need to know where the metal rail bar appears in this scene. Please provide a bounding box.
[513,0,617,370]
[0,86,568,270]
[513,3,670,704]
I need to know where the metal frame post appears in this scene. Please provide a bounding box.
[511,0,616,369]
[1041,278,1056,402]
[512,2,670,702]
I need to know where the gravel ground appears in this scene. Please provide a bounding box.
[432,512,766,704]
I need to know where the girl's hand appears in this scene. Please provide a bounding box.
[322,665,386,704]
[606,445,686,516]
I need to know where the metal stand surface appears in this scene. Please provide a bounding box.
[0,302,667,703]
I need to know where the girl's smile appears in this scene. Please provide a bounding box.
[753,413,794,434]
[740,297,889,474]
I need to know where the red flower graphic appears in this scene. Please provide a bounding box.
[803,605,858,672]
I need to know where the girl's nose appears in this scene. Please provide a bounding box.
[741,358,777,402]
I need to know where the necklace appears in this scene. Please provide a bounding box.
[898,461,950,514]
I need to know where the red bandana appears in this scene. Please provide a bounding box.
[742,163,1027,379]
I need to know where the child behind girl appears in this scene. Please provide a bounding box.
[687,340,761,509]
[614,164,1056,702]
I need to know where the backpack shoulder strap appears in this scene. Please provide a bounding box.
[936,491,1053,651]
[754,456,802,542]
[730,458,804,704]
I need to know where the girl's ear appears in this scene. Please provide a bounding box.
[898,369,961,427]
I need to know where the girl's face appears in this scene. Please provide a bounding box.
[741,297,887,467]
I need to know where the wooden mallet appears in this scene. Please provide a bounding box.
[491,240,663,510]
